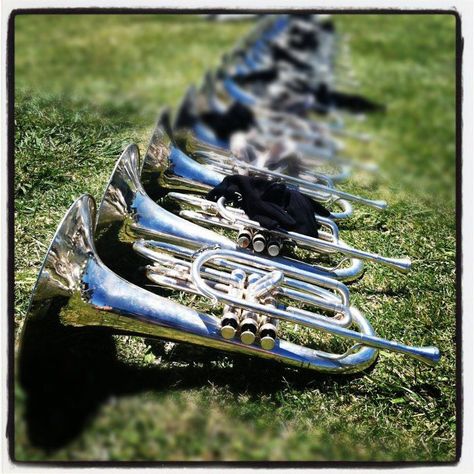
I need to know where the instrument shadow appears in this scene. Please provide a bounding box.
[18,310,372,453]
[145,339,376,393]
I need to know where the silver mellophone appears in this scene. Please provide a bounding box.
[17,14,440,377]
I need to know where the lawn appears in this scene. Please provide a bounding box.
[12,13,457,462]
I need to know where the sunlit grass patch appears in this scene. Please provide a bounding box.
[13,13,457,462]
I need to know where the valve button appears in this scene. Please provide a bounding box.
[260,335,276,351]
[267,243,281,257]
[241,330,256,345]
[221,325,236,340]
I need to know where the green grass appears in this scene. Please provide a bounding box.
[13,14,457,462]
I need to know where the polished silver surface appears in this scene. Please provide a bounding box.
[213,197,410,274]
[97,143,365,282]
[166,191,410,274]
[142,120,358,220]
[134,239,439,366]
[96,143,232,250]
[141,121,223,195]
[190,249,439,366]
[18,195,383,374]
[133,239,346,305]
[189,142,386,212]
[134,238,354,329]
[17,13,441,394]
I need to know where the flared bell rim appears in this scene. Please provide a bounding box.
[95,143,141,230]
[140,115,175,183]
[17,194,97,350]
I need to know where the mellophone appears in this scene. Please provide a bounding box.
[17,14,440,378]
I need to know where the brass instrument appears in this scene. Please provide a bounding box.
[139,125,410,274]
[97,144,365,282]
[18,195,439,382]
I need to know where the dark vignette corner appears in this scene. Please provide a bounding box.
[5,6,463,468]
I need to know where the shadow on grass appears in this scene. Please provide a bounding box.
[17,303,374,454]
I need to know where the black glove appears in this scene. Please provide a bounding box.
[207,175,330,237]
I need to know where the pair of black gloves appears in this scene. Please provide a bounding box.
[207,175,330,238]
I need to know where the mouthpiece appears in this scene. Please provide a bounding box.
[372,200,388,210]
[390,257,412,274]
[412,346,441,367]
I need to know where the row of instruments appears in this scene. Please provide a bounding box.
[18,14,440,377]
